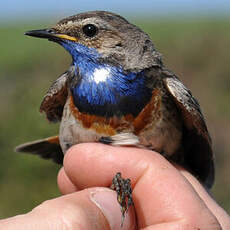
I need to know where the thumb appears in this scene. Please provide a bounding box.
[89,188,136,230]
[0,188,136,230]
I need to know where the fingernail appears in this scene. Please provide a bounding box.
[90,188,135,230]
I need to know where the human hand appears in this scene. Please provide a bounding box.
[58,143,230,229]
[1,144,230,229]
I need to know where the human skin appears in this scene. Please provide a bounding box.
[1,143,230,229]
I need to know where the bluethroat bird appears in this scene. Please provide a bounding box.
[16,11,215,224]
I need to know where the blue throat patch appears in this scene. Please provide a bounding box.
[61,40,152,117]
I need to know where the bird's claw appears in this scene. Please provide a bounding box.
[110,172,134,227]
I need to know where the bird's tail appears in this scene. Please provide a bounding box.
[15,135,63,164]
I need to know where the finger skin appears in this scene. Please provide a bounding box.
[0,188,135,230]
[60,143,222,229]
[57,167,78,194]
[181,170,230,230]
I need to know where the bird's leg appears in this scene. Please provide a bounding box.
[110,172,134,227]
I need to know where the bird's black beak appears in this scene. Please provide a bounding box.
[25,29,57,39]
[25,29,78,42]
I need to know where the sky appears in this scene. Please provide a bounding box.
[1,0,230,23]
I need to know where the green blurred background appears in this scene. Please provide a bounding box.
[0,1,230,218]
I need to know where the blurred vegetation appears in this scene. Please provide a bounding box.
[0,17,229,217]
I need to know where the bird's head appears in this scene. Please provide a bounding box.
[25,11,161,71]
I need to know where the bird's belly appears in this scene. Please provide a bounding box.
[59,96,134,153]
[59,97,103,153]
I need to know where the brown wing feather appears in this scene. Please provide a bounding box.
[162,70,214,188]
[15,136,63,164]
[40,67,75,122]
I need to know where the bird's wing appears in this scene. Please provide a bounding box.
[162,69,215,189]
[40,68,73,122]
[15,136,63,164]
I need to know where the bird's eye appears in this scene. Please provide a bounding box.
[82,24,98,37]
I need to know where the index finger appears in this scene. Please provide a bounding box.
[62,143,218,228]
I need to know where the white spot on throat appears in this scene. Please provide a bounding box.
[93,67,111,84]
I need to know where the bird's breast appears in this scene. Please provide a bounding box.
[70,64,153,117]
